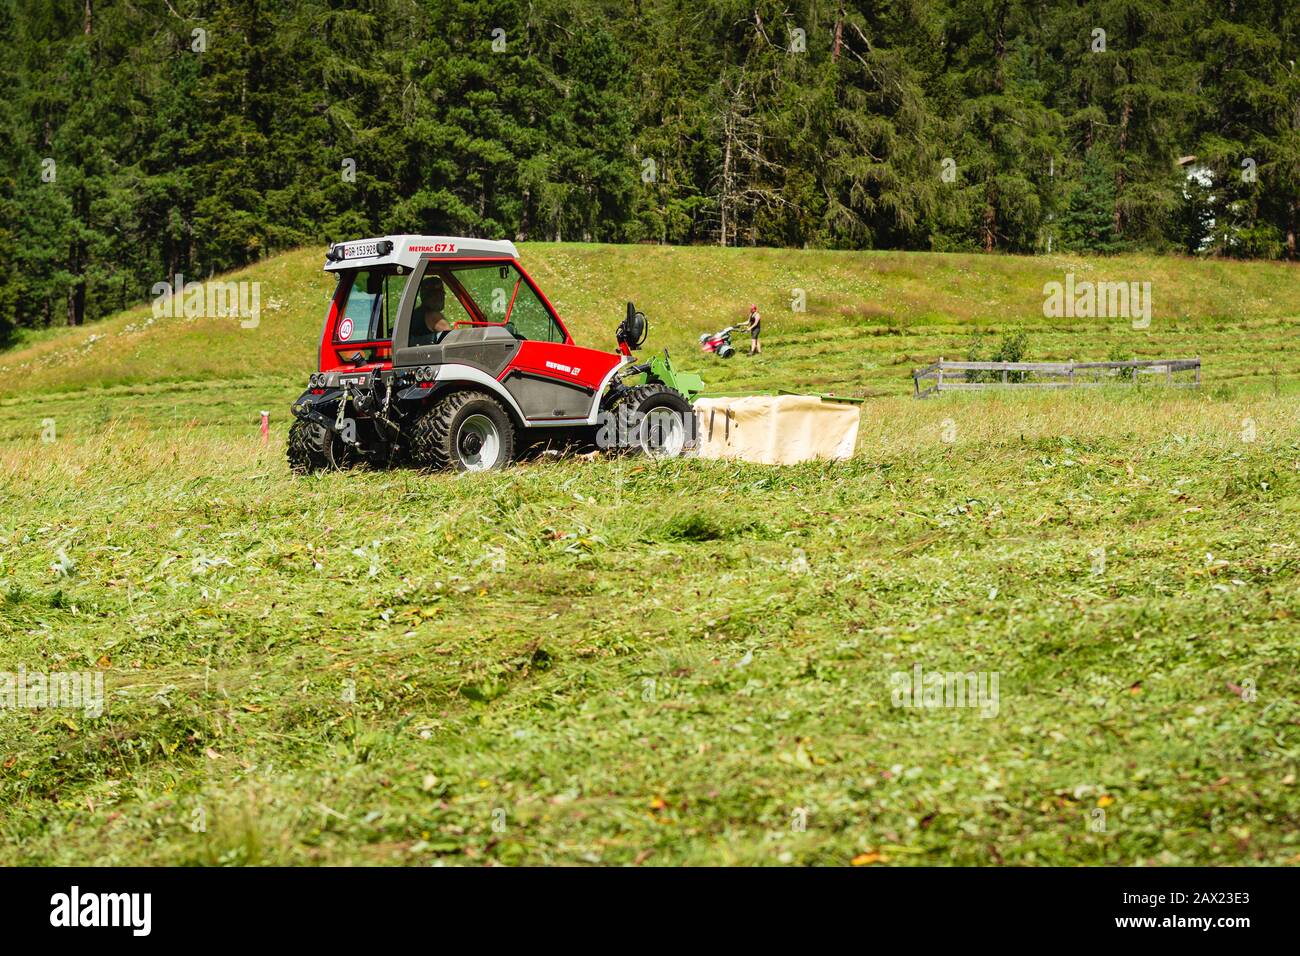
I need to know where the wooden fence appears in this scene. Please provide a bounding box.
[913,357,1201,398]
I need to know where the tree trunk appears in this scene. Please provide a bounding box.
[1114,93,1132,238]
[993,3,1007,92]
[68,185,87,326]
[983,195,996,253]
[67,285,83,327]
[720,113,732,247]
[517,188,531,243]
[167,215,179,286]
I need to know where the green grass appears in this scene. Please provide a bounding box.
[1,243,1298,865]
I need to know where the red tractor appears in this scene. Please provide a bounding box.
[289,236,697,472]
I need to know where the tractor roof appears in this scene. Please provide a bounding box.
[324,235,519,272]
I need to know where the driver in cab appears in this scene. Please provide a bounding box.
[411,276,452,345]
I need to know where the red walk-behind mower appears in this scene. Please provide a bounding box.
[289,236,700,472]
[699,326,738,359]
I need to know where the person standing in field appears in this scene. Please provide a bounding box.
[746,303,761,355]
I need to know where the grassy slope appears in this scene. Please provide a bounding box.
[2,243,1298,400]
[0,244,1297,865]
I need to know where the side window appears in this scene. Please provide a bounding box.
[455,265,514,321]
[406,270,475,347]
[507,278,564,343]
[407,262,563,343]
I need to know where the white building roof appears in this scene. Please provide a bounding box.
[324,235,519,271]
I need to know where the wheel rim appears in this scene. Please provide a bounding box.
[324,432,354,470]
[640,407,686,458]
[457,414,501,470]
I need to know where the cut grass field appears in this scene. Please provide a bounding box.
[1,243,1298,865]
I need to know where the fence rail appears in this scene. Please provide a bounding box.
[913,357,1200,398]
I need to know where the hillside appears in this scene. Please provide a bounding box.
[1,243,1297,406]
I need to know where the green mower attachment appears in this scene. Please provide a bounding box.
[646,349,704,402]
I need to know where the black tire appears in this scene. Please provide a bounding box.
[410,390,516,471]
[607,384,695,458]
[287,420,329,474]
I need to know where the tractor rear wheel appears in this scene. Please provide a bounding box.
[609,384,694,458]
[411,390,516,472]
[287,420,330,474]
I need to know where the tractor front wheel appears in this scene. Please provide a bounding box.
[287,420,330,474]
[609,385,695,458]
[412,390,516,472]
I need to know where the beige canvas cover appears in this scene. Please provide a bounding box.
[693,394,860,464]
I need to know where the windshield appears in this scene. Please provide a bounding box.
[335,266,409,344]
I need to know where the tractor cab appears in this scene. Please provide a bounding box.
[319,236,570,372]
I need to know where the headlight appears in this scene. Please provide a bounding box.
[416,366,436,382]
[309,373,321,387]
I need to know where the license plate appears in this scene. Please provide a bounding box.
[343,241,382,259]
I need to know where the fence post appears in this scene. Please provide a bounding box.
[1195,357,1200,388]
[937,356,944,393]
[1068,358,1074,388]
